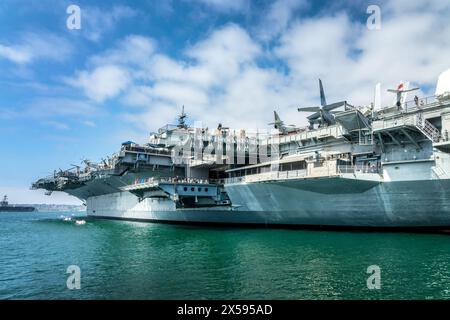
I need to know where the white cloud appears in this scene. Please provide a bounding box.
[68,23,266,129]
[26,98,98,118]
[0,44,33,63]
[82,5,138,42]
[43,120,70,130]
[66,36,154,103]
[0,32,73,64]
[121,85,154,107]
[2,98,98,134]
[82,120,96,128]
[0,107,21,120]
[67,65,131,102]
[152,82,210,106]
[143,24,262,93]
[385,0,450,14]
[67,3,450,133]
[187,24,261,64]
[276,14,359,80]
[149,54,215,88]
[89,35,156,67]
[274,3,450,107]
[189,0,249,12]
[257,0,308,41]
[123,102,179,132]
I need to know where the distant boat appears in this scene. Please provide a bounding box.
[0,195,36,212]
[75,220,86,225]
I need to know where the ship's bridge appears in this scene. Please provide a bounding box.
[334,109,373,145]
[371,94,450,162]
[372,107,441,151]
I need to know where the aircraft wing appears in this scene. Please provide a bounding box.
[307,112,321,120]
[324,101,346,111]
[298,106,320,112]
[403,87,419,92]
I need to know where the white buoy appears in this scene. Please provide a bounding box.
[75,220,86,225]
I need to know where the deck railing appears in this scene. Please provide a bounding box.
[401,95,439,112]
[337,165,380,174]
[132,176,212,186]
[225,165,384,184]
[225,169,308,184]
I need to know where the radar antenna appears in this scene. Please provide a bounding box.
[1,195,8,206]
[177,105,188,129]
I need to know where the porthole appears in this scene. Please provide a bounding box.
[205,188,208,192]
[191,187,195,191]
[183,187,187,191]
[198,187,202,192]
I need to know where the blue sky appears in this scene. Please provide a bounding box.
[0,0,449,204]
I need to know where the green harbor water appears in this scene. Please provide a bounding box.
[1,211,450,300]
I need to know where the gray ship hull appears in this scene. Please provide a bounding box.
[224,178,450,227]
[85,177,450,228]
[0,206,36,212]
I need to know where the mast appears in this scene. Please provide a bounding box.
[177,105,188,129]
[1,195,8,207]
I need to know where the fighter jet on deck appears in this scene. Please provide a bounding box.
[298,79,347,128]
[269,111,297,135]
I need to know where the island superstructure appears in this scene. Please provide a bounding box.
[32,70,450,228]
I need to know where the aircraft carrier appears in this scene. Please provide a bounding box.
[0,195,36,212]
[32,70,450,228]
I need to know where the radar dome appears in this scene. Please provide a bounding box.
[436,68,450,96]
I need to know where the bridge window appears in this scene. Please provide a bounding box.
[280,161,306,171]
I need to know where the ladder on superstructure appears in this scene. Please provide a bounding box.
[415,114,440,142]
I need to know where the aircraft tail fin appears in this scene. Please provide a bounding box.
[319,79,327,107]
[274,111,281,123]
